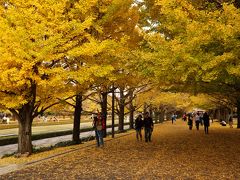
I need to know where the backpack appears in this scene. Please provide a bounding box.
[96,120,103,130]
[102,120,106,130]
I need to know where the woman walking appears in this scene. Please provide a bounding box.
[93,116,105,147]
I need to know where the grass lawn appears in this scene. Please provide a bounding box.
[0,115,92,130]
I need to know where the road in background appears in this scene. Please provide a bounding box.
[0,120,120,138]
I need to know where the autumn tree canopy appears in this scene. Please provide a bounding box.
[135,0,240,110]
[0,0,119,154]
[1,0,240,155]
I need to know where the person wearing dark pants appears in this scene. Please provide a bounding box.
[144,128,152,142]
[171,113,177,124]
[143,112,154,142]
[188,114,193,130]
[195,113,200,130]
[229,115,233,128]
[203,112,210,134]
[93,116,105,147]
[135,114,143,141]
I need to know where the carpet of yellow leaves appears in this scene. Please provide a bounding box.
[1,121,240,179]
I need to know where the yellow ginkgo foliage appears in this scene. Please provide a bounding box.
[0,0,116,154]
[136,0,240,128]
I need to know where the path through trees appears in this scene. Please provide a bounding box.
[1,121,239,179]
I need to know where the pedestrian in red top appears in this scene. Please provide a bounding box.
[93,116,104,147]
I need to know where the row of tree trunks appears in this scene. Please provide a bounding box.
[214,108,232,123]
[145,105,167,124]
[14,85,139,155]
[212,104,240,128]
[152,110,165,123]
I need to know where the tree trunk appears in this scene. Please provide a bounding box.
[129,93,134,129]
[149,105,153,118]
[225,108,229,123]
[118,88,125,132]
[101,92,108,137]
[129,108,134,129]
[159,111,165,122]
[159,107,165,123]
[18,117,33,154]
[214,109,217,119]
[15,82,36,155]
[73,94,82,144]
[216,109,221,121]
[154,111,159,124]
[166,112,172,121]
[111,87,115,138]
[143,103,147,114]
[15,103,34,155]
[159,106,165,123]
[220,108,227,121]
[237,98,240,128]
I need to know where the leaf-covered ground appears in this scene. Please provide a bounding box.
[1,121,240,179]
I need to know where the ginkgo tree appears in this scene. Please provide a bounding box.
[135,0,240,127]
[81,0,143,133]
[0,0,115,155]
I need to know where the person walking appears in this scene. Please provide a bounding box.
[135,114,143,141]
[93,116,105,147]
[182,113,187,121]
[143,112,154,142]
[203,112,210,134]
[195,112,200,130]
[187,113,193,130]
[171,113,177,124]
[199,113,203,126]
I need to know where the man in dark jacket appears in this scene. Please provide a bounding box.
[203,112,210,134]
[143,112,154,142]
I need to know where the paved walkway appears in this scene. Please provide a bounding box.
[0,121,239,179]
